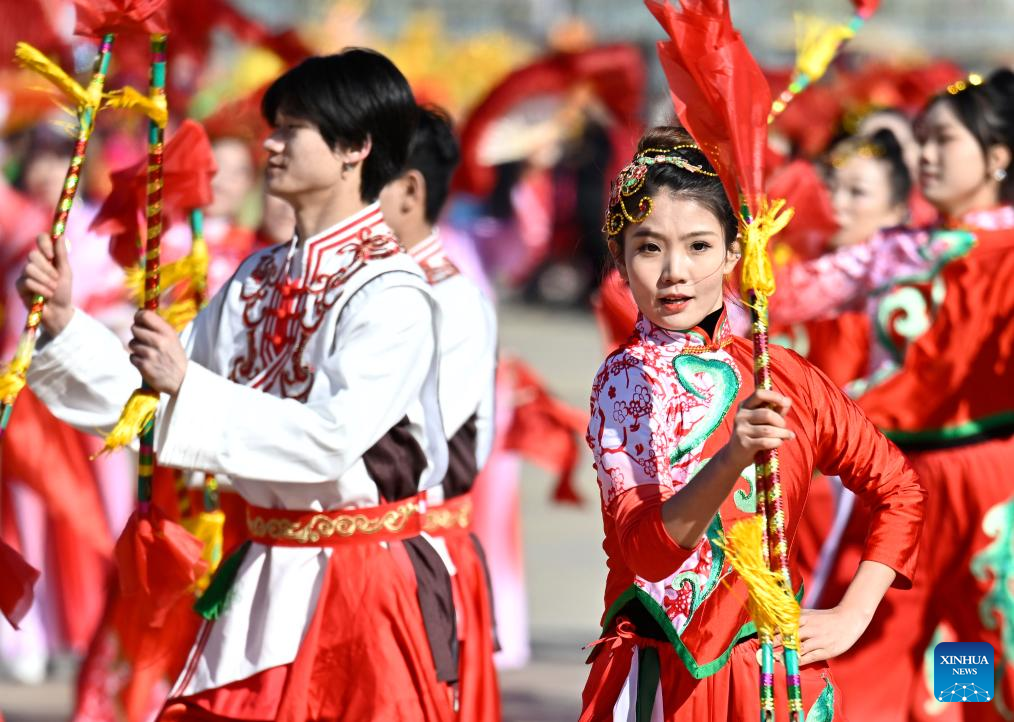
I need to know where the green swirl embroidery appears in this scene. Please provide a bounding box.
[874,276,946,363]
[871,229,975,363]
[671,514,726,631]
[734,463,757,513]
[970,497,1014,719]
[805,675,836,722]
[669,355,740,464]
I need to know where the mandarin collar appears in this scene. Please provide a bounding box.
[634,306,734,353]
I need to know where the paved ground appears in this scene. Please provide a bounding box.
[0,300,610,721]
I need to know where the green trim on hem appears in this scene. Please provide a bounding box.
[883,411,1014,446]
[600,582,805,680]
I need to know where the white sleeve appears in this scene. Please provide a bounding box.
[154,283,437,484]
[436,283,498,468]
[27,309,141,435]
[25,281,228,437]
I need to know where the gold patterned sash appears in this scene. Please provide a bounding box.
[246,492,473,547]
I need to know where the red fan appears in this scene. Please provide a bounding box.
[455,43,646,199]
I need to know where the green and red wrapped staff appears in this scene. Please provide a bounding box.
[769,0,881,123]
[0,34,116,431]
[648,1,803,718]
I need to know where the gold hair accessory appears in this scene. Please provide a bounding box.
[946,72,984,96]
[603,145,719,237]
[828,137,885,168]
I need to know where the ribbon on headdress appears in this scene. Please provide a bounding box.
[647,2,803,719]
[0,540,40,629]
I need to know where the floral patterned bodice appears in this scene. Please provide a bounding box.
[588,312,751,634]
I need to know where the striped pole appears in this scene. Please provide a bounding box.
[0,34,115,433]
[137,33,168,512]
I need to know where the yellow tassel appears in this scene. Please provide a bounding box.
[103,85,168,128]
[14,42,95,111]
[160,298,199,331]
[182,510,226,591]
[0,356,30,405]
[101,389,159,453]
[716,516,800,639]
[740,197,794,303]
[124,241,210,303]
[793,13,855,83]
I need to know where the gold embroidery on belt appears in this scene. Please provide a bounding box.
[423,498,472,532]
[247,500,421,544]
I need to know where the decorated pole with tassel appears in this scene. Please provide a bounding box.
[0,34,115,432]
[768,0,880,124]
[136,33,168,511]
[739,200,802,722]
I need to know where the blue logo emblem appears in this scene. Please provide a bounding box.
[934,642,994,703]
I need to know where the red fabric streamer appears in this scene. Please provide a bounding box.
[0,538,40,628]
[592,269,638,353]
[766,160,837,261]
[73,0,169,38]
[852,0,880,19]
[501,357,588,504]
[114,506,206,629]
[646,0,771,214]
[92,119,217,267]
[0,0,67,66]
[455,43,646,198]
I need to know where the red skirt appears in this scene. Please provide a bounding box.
[447,532,501,722]
[160,539,455,722]
[818,435,1014,722]
[580,620,848,721]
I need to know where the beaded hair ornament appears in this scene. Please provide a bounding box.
[603,144,719,238]
[946,72,984,96]
[828,136,886,168]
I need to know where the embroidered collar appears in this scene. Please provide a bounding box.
[634,307,734,355]
[945,205,1014,232]
[407,228,459,284]
[287,202,389,284]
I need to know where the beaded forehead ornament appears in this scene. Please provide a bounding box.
[603,145,719,238]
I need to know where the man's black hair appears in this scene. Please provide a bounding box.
[261,48,418,202]
[404,106,460,224]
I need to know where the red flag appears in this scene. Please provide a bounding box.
[73,0,169,38]
[501,357,588,504]
[0,538,40,628]
[91,119,217,266]
[114,506,206,629]
[646,0,771,214]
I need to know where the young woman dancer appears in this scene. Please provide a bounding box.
[580,125,925,721]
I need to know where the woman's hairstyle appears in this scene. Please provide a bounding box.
[261,48,419,203]
[829,127,912,207]
[605,126,738,249]
[922,68,1014,202]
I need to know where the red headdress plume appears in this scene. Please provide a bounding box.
[646,0,770,217]
[92,119,216,267]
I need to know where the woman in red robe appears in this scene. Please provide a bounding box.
[579,125,924,721]
[771,69,1014,722]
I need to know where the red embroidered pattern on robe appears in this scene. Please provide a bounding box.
[229,232,401,400]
